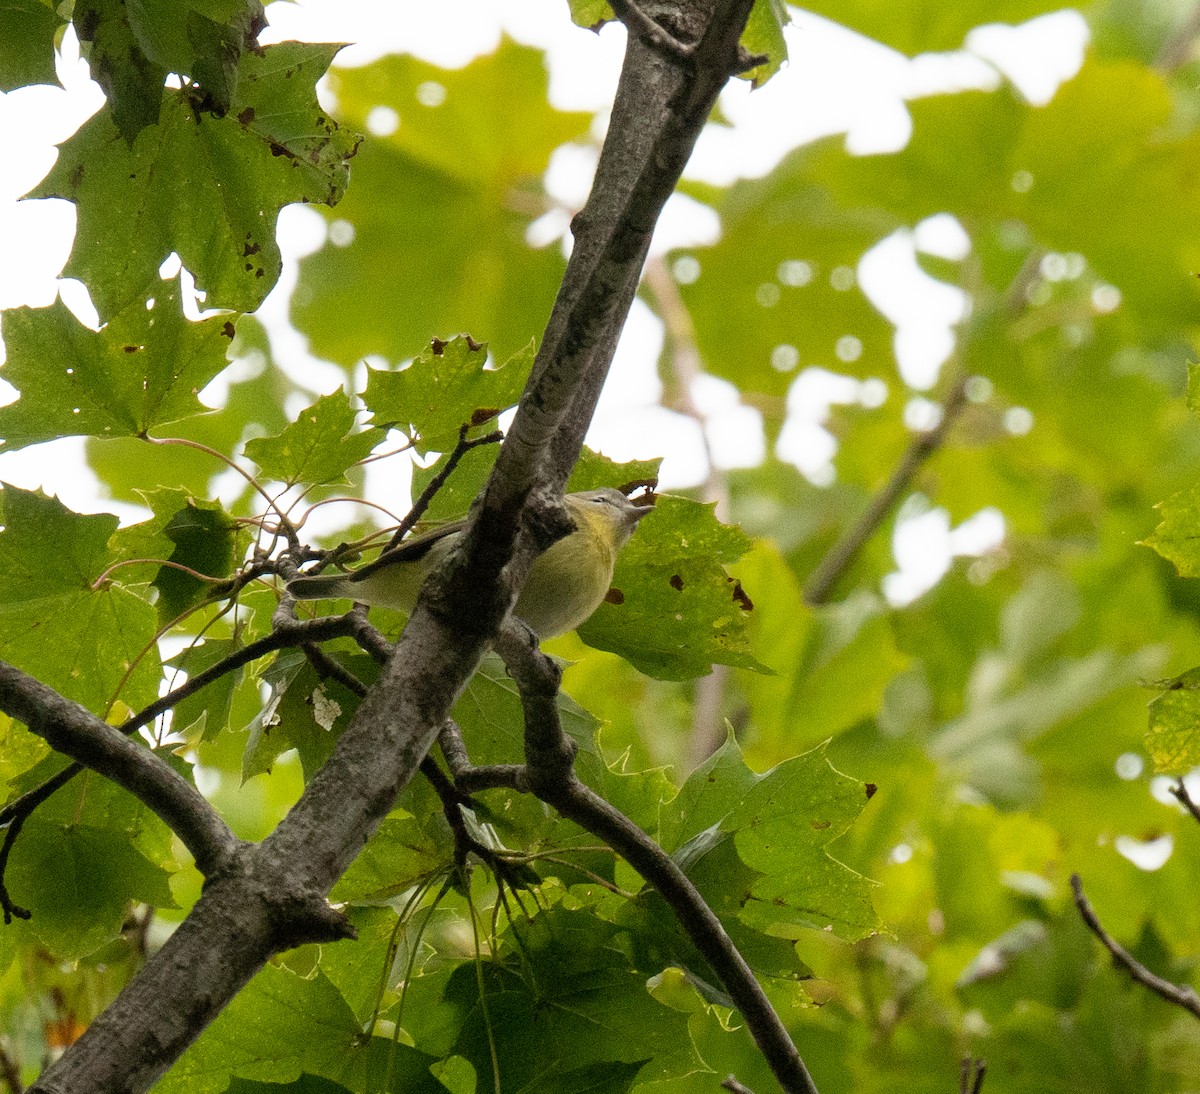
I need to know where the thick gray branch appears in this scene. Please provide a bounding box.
[0,661,237,877]
[29,1,758,1089]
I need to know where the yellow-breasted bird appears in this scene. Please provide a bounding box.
[286,488,650,637]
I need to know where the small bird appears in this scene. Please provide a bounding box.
[287,488,651,637]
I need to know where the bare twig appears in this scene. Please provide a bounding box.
[1170,780,1200,825]
[722,1078,754,1094]
[385,425,503,551]
[144,434,300,548]
[1071,873,1200,1019]
[959,1057,986,1094]
[804,371,970,605]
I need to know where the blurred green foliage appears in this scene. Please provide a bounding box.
[3,1,1200,1091]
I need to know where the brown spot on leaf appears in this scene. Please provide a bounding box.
[255,268,264,278]
[604,588,625,606]
[268,139,291,158]
[243,240,261,257]
[730,579,753,612]
[222,321,236,339]
[811,819,831,831]
[123,345,141,354]
[238,106,256,125]
[69,164,85,189]
[430,337,447,355]
[864,783,877,800]
[669,574,684,592]
[470,407,499,426]
[466,335,484,351]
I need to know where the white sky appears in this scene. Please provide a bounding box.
[0,1,1091,600]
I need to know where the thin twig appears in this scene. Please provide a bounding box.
[1071,873,1200,1019]
[385,427,503,551]
[804,372,970,605]
[1170,780,1200,825]
[608,0,693,61]
[722,1077,754,1094]
[145,434,300,547]
[959,1057,986,1094]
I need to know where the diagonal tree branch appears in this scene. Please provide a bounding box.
[804,371,970,605]
[493,626,820,1094]
[29,4,761,1091]
[0,661,238,879]
[0,613,363,905]
[1071,873,1200,1020]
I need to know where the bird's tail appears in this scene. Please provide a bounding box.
[287,572,355,600]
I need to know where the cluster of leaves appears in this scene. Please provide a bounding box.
[4,0,1200,1091]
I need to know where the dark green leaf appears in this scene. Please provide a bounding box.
[164,636,244,741]
[0,0,61,89]
[7,817,175,960]
[444,908,703,1091]
[0,276,233,451]
[662,738,879,940]
[125,0,265,118]
[75,0,167,143]
[330,814,447,904]
[242,650,375,781]
[32,42,359,318]
[111,486,239,622]
[158,963,447,1093]
[0,486,161,712]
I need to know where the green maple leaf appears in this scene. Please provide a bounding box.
[31,42,360,318]
[0,275,234,451]
[243,390,383,486]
